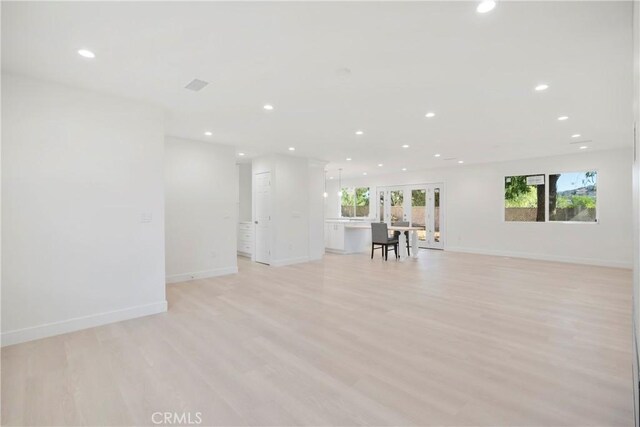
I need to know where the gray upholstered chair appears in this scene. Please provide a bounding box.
[392,221,411,256]
[371,222,398,261]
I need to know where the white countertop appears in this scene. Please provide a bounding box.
[344,223,371,229]
[325,219,372,223]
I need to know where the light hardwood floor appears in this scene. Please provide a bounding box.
[1,251,634,426]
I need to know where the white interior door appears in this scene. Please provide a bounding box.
[425,183,444,249]
[254,172,271,264]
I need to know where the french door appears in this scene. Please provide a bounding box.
[425,184,443,249]
[378,183,444,249]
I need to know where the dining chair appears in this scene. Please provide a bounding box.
[371,222,398,261]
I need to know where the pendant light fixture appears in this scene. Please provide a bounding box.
[323,170,328,198]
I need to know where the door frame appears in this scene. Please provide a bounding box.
[425,183,445,250]
[377,182,445,250]
[253,171,271,265]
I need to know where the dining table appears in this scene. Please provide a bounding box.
[387,225,425,260]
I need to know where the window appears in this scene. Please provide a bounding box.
[549,171,597,222]
[341,187,370,217]
[504,174,546,222]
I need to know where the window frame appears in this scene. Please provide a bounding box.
[546,169,599,225]
[502,171,599,224]
[503,173,547,223]
[339,186,372,219]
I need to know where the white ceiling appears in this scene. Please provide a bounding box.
[2,1,633,178]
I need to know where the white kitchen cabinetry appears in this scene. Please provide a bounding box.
[325,222,345,252]
[237,222,253,257]
[325,220,370,254]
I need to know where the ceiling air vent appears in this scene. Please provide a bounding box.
[184,79,209,92]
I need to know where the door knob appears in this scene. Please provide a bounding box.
[255,221,258,224]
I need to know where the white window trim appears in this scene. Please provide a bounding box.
[502,173,547,224]
[339,186,373,219]
[502,171,599,224]
[547,170,599,224]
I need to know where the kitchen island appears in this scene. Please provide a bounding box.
[325,219,423,259]
[325,220,371,254]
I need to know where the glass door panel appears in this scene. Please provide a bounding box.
[390,189,405,223]
[377,184,443,249]
[378,189,386,222]
[425,184,444,249]
[434,187,441,244]
[411,188,427,246]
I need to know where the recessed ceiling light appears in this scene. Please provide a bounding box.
[263,104,274,110]
[535,84,549,91]
[402,144,410,148]
[458,160,465,164]
[579,146,588,150]
[77,49,96,59]
[355,130,364,135]
[558,116,569,121]
[204,131,213,136]
[571,134,581,138]
[425,112,436,118]
[434,154,441,157]
[288,147,295,151]
[477,0,496,13]
[346,157,352,161]
[329,176,334,180]
[363,172,368,175]
[238,152,245,156]
[378,163,383,167]
[402,168,407,171]
[185,79,209,92]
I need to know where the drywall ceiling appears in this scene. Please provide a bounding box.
[1,1,633,177]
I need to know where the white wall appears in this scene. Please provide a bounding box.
[328,148,632,268]
[2,74,167,346]
[164,136,238,282]
[632,0,639,422]
[238,162,252,223]
[273,155,310,266]
[308,160,326,261]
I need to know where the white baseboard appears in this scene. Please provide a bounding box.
[270,256,310,267]
[325,248,368,255]
[446,246,632,269]
[324,248,347,254]
[166,266,238,284]
[1,300,168,347]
